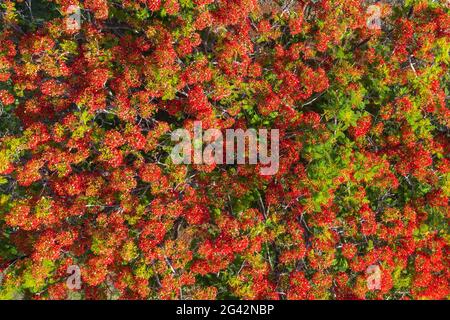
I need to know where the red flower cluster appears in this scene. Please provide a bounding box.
[0,0,448,301]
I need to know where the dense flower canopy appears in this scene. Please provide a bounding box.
[0,0,449,300]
